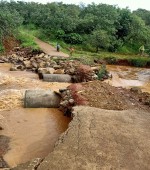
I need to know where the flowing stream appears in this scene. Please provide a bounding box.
[0,63,71,168]
[0,63,150,168]
[106,65,150,93]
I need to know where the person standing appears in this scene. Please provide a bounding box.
[56,43,60,52]
[69,46,74,56]
[139,45,145,56]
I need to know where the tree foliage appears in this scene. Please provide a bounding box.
[0,1,23,41]
[1,0,150,53]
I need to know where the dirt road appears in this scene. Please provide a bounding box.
[35,38,69,57]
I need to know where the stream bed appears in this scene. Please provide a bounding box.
[0,63,71,168]
[0,63,150,168]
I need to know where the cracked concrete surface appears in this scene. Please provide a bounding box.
[13,106,150,170]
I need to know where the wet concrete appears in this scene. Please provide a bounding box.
[13,106,150,170]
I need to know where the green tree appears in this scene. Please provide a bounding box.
[90,30,110,52]
[0,4,23,41]
[133,8,150,26]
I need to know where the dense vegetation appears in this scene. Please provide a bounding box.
[1,0,150,55]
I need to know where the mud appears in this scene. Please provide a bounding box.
[13,106,150,170]
[0,63,71,168]
[106,65,150,93]
[0,135,10,168]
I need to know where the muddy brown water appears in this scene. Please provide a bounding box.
[0,64,150,168]
[0,63,71,168]
[106,65,150,93]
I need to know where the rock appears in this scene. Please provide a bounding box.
[92,74,98,80]
[91,66,100,72]
[3,58,9,62]
[16,65,24,70]
[32,68,37,72]
[59,89,67,93]
[66,68,75,74]
[23,57,28,61]
[50,61,57,66]
[69,99,74,104]
[54,69,64,74]
[0,60,4,63]
[0,126,3,130]
[38,67,55,74]
[144,98,150,106]
[0,157,9,168]
[23,61,32,69]
[42,55,50,62]
[38,68,47,74]
[46,67,55,74]
[45,62,51,67]
[53,65,61,70]
[18,57,24,62]
[13,46,20,51]
[10,66,17,71]
[130,87,142,94]
[36,59,43,63]
[39,61,46,68]
[11,54,18,58]
[31,61,38,68]
[60,100,69,107]
[38,53,45,58]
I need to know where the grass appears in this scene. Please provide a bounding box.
[18,25,150,67]
[70,49,150,67]
[20,26,70,54]
[16,27,40,51]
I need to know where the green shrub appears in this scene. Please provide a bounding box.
[56,30,65,39]
[128,58,148,67]
[97,65,109,80]
[63,33,83,44]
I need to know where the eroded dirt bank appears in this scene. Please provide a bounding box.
[13,106,150,170]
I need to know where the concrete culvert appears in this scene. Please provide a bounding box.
[43,74,72,82]
[24,90,61,108]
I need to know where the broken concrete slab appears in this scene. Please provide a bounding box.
[12,106,150,170]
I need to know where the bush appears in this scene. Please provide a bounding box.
[56,30,65,39]
[63,33,83,44]
[97,65,109,80]
[128,58,148,67]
